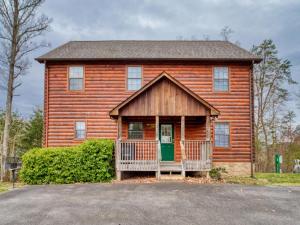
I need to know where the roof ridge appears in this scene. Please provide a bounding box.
[68,40,227,42]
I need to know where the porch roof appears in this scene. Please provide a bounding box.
[110,72,220,117]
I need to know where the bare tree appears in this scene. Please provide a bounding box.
[219,26,241,46]
[203,34,210,40]
[280,111,297,144]
[251,40,297,171]
[220,26,234,41]
[297,90,300,109]
[0,0,51,181]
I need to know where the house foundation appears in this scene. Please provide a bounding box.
[213,162,251,176]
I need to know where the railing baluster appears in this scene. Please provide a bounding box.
[183,140,212,171]
[117,140,211,172]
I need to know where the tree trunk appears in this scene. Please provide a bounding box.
[1,85,13,181]
[261,121,270,172]
[0,0,18,182]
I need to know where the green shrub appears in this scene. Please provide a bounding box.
[79,139,115,182]
[209,167,227,180]
[20,139,114,184]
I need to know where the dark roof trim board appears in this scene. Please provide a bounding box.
[109,71,220,117]
[36,40,262,63]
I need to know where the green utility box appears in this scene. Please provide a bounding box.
[275,154,282,173]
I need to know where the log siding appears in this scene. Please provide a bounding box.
[45,61,252,163]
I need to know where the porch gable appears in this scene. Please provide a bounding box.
[110,72,220,117]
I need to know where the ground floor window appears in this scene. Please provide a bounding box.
[214,122,229,147]
[75,121,86,139]
[128,122,143,139]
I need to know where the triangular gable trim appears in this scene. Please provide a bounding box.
[109,71,220,117]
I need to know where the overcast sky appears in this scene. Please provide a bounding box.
[0,0,299,123]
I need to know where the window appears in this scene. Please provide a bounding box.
[75,121,86,139]
[214,67,229,91]
[128,122,143,139]
[215,122,230,147]
[69,66,84,90]
[127,66,142,90]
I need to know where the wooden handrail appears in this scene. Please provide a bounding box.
[183,140,212,171]
[116,139,159,171]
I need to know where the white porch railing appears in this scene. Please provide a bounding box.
[182,140,212,171]
[116,140,159,171]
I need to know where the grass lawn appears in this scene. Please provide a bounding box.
[226,173,300,186]
[0,182,23,193]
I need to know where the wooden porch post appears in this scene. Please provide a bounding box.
[181,116,185,141]
[116,116,122,181]
[118,116,122,140]
[206,115,211,141]
[155,115,160,179]
[206,115,211,178]
[181,116,186,177]
[156,116,159,141]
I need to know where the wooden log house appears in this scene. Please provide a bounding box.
[36,41,261,179]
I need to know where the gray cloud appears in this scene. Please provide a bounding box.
[0,0,299,121]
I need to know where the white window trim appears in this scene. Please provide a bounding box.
[213,66,229,92]
[69,66,84,91]
[214,122,230,148]
[127,66,142,91]
[75,121,86,139]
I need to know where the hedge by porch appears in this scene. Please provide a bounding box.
[20,139,115,184]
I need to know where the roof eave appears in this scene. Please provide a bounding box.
[35,57,262,64]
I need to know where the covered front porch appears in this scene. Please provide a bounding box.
[110,72,219,180]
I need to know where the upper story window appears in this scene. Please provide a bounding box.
[214,122,230,148]
[214,67,229,91]
[75,121,86,139]
[69,66,84,90]
[127,66,142,91]
[128,122,143,139]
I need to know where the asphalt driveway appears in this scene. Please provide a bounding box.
[0,183,299,225]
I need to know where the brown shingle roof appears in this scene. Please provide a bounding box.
[36,40,261,63]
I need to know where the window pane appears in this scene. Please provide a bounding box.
[75,122,86,139]
[76,130,85,139]
[127,66,142,90]
[129,122,143,131]
[128,67,142,79]
[69,66,84,78]
[214,67,228,79]
[128,78,142,91]
[214,67,229,91]
[69,78,83,90]
[214,80,228,91]
[215,123,229,147]
[128,122,143,139]
[128,131,143,139]
[76,122,85,130]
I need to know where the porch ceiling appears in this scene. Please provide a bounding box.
[110,72,220,117]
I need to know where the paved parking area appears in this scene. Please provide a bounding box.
[0,183,299,225]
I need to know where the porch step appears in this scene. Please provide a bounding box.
[160,174,184,181]
[160,162,182,172]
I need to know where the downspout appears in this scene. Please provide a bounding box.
[250,60,254,178]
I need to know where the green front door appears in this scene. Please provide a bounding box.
[160,124,174,161]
